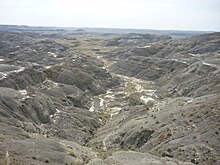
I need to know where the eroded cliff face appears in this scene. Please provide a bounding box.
[0,28,219,165]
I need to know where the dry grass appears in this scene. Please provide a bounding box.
[56,35,118,58]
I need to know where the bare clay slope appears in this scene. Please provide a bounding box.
[0,31,120,164]
[93,32,220,164]
[0,27,219,165]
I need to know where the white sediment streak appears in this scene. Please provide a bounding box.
[137,45,151,48]
[135,83,143,92]
[102,134,113,151]
[56,109,61,113]
[50,109,61,123]
[110,107,122,119]
[140,96,155,104]
[99,97,104,107]
[16,67,25,73]
[189,53,198,57]
[106,90,113,94]
[44,80,59,89]
[89,102,95,112]
[202,62,218,68]
[19,90,31,100]
[104,94,115,99]
[146,89,156,93]
[1,67,25,76]
[6,151,10,165]
[102,138,107,151]
[184,98,193,105]
[45,66,52,69]
[48,52,58,58]
[145,89,156,96]
[171,59,188,64]
[19,90,27,96]
[0,72,7,80]
[144,45,151,48]
[8,67,25,74]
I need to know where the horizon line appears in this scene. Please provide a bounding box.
[0,23,218,33]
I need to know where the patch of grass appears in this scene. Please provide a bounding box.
[1,160,7,165]
[81,127,88,133]
[90,143,121,160]
[70,152,77,157]
[53,35,115,66]
[71,160,83,165]
[94,111,110,125]
[97,148,118,159]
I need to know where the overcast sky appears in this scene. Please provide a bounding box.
[0,0,220,31]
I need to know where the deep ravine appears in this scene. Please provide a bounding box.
[87,58,157,150]
[85,56,195,165]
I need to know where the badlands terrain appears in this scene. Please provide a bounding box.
[0,25,219,165]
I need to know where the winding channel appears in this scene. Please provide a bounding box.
[89,58,157,121]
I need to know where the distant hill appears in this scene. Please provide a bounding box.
[0,24,214,37]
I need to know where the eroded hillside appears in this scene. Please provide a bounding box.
[0,27,219,165]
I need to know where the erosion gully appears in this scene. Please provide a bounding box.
[89,56,157,130]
